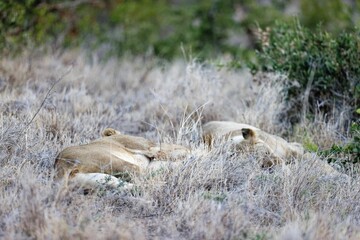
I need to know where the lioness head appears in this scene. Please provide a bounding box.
[202,121,304,167]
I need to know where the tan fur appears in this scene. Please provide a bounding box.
[202,121,304,167]
[54,128,190,188]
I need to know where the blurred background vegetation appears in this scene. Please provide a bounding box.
[1,0,359,161]
[1,0,359,60]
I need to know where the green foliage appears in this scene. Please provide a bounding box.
[1,1,359,60]
[300,0,353,34]
[251,233,268,240]
[303,138,319,153]
[0,0,103,53]
[255,21,360,123]
[109,0,238,59]
[294,125,320,152]
[0,0,42,52]
[240,0,292,29]
[0,0,241,59]
[321,122,360,165]
[203,191,227,203]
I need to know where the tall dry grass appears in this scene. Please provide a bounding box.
[0,50,359,239]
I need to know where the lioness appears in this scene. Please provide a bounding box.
[54,128,189,189]
[202,121,304,167]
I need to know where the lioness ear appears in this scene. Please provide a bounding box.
[102,128,121,137]
[241,128,255,140]
[69,168,79,178]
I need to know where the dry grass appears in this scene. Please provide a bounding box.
[0,50,359,239]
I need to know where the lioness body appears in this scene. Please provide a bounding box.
[54,128,189,188]
[54,138,151,178]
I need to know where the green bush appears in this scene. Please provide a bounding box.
[109,0,236,59]
[0,0,104,53]
[321,122,360,165]
[300,0,354,34]
[254,21,360,123]
[0,0,46,52]
[0,0,240,59]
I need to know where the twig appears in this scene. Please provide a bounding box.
[23,66,73,133]
[302,63,316,122]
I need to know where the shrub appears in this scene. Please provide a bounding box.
[109,0,236,59]
[254,21,360,124]
[0,0,239,59]
[0,0,105,53]
[300,0,354,34]
[321,121,360,166]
